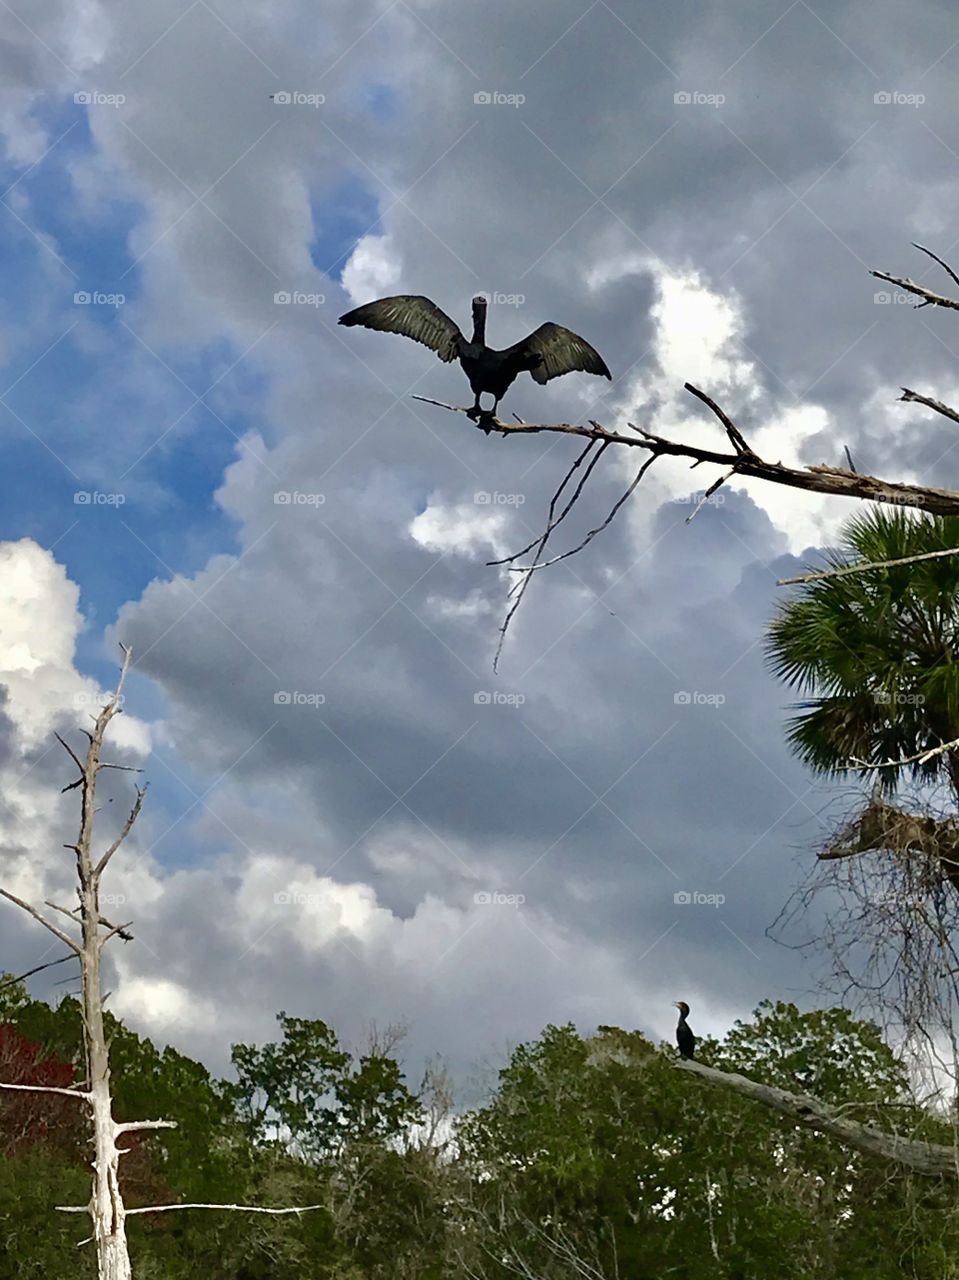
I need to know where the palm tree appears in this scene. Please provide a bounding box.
[765,507,959,802]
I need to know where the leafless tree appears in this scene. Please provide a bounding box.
[0,646,322,1280]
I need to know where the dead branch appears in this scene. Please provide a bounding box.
[0,1081,91,1099]
[95,784,147,876]
[676,1058,957,1177]
[899,387,959,428]
[778,545,959,586]
[0,953,76,992]
[0,889,82,955]
[114,1119,177,1134]
[413,390,959,516]
[57,1202,326,1217]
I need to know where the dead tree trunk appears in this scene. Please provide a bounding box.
[0,645,323,1278]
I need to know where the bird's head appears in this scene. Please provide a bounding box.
[471,294,489,313]
[674,1000,690,1017]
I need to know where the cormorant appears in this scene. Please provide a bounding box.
[674,1000,695,1059]
[338,294,612,422]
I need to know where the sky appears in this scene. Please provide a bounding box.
[2,0,959,1098]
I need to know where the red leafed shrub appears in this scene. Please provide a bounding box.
[0,1023,84,1157]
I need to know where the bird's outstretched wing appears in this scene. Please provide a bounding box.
[338,295,464,363]
[514,322,612,384]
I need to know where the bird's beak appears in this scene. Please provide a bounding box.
[673,1001,681,1008]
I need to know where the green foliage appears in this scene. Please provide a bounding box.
[765,507,959,792]
[3,985,959,1276]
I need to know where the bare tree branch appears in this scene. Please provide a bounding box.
[777,545,959,587]
[0,1081,91,1100]
[413,393,959,516]
[0,953,76,992]
[847,735,959,772]
[870,269,959,311]
[114,1119,178,1135]
[56,1202,326,1217]
[95,784,147,877]
[676,1058,957,1177]
[0,889,82,955]
[899,387,959,428]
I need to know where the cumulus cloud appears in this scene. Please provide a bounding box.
[2,0,955,1084]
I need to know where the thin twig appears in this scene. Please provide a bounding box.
[0,1081,91,1100]
[95,785,147,877]
[0,889,82,955]
[777,545,959,587]
[847,735,959,772]
[0,953,75,992]
[57,1202,326,1216]
[912,242,959,292]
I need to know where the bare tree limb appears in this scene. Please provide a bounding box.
[56,1202,326,1217]
[777,544,959,586]
[95,785,147,877]
[912,241,959,292]
[0,889,82,955]
[847,735,959,772]
[114,1119,177,1135]
[870,269,959,311]
[899,387,959,428]
[0,953,76,992]
[676,1058,957,1177]
[413,393,959,517]
[98,921,135,948]
[0,1081,91,1100]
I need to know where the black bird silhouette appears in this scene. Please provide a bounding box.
[338,294,611,424]
[674,1000,695,1060]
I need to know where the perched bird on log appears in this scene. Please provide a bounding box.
[674,1000,696,1059]
[338,294,611,424]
